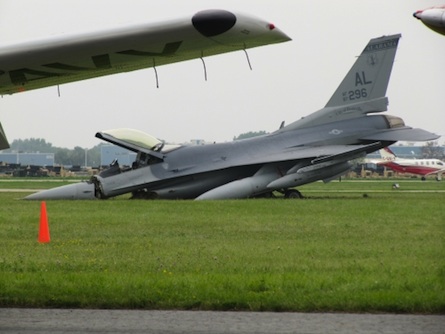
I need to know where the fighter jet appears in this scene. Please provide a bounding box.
[25,34,439,200]
[0,9,291,149]
[413,6,445,36]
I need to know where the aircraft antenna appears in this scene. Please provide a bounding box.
[153,59,159,88]
[200,52,207,81]
[57,85,61,97]
[243,46,253,70]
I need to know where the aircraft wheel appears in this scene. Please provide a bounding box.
[421,176,426,181]
[284,189,302,199]
[96,186,108,200]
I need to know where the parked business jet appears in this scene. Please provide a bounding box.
[378,147,444,180]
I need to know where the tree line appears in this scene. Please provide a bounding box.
[4,132,270,167]
[4,138,102,167]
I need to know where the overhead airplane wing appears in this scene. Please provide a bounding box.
[0,9,290,96]
[0,9,290,150]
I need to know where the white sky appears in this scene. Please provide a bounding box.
[0,0,444,149]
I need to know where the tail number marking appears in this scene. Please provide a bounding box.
[347,88,367,101]
[343,71,372,101]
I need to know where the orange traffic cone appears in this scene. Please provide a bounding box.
[38,201,50,243]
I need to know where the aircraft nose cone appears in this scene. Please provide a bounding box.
[413,10,423,19]
[191,9,291,43]
[24,182,96,200]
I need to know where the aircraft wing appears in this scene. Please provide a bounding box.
[240,142,381,168]
[359,127,439,142]
[425,166,445,176]
[0,9,291,95]
[160,142,384,178]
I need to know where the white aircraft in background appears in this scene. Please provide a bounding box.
[413,5,445,36]
[376,147,444,181]
[0,9,291,150]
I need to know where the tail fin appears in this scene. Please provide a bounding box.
[280,34,401,132]
[379,147,397,161]
[325,34,401,107]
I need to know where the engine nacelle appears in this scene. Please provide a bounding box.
[196,165,280,200]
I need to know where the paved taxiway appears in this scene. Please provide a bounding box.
[1,309,444,334]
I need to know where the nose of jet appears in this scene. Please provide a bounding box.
[413,10,423,20]
[413,8,445,27]
[192,9,291,44]
[24,182,96,200]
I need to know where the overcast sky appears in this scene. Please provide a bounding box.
[0,0,444,149]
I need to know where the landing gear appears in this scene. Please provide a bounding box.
[252,191,275,199]
[284,189,303,199]
[252,190,303,199]
[131,189,158,199]
[91,176,108,199]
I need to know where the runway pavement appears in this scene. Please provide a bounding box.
[1,309,444,334]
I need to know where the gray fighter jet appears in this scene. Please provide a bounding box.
[25,34,439,200]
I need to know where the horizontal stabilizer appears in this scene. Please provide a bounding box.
[360,127,439,142]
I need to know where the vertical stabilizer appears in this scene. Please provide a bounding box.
[379,147,397,161]
[325,34,401,107]
[280,34,401,132]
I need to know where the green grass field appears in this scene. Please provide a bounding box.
[0,179,444,313]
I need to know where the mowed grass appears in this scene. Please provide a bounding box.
[0,180,444,313]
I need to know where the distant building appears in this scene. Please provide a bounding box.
[100,145,136,166]
[190,139,206,145]
[0,153,54,166]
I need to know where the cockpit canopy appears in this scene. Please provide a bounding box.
[98,128,163,151]
[96,128,181,156]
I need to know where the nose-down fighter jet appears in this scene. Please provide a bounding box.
[25,34,439,200]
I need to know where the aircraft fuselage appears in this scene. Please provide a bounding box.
[93,114,395,199]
